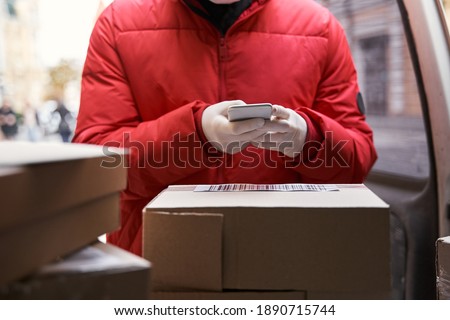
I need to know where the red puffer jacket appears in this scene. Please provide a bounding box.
[73,0,377,256]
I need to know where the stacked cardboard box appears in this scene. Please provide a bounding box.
[0,241,151,299]
[436,236,450,299]
[144,184,391,300]
[0,142,127,287]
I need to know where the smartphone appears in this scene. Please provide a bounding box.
[227,103,273,122]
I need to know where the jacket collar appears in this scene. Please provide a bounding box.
[181,0,270,32]
[182,0,270,16]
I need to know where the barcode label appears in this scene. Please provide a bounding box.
[194,184,339,192]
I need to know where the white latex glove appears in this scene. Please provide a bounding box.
[202,100,266,154]
[253,105,308,158]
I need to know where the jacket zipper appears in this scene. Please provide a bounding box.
[182,1,268,177]
[217,37,227,182]
[215,4,267,178]
[180,0,268,100]
[216,4,267,101]
[218,37,227,101]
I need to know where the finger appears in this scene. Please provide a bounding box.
[214,100,246,115]
[251,132,287,145]
[249,131,268,143]
[228,117,265,135]
[271,104,291,120]
[224,100,246,107]
[258,119,292,133]
[252,132,289,150]
[265,132,289,143]
[237,128,272,142]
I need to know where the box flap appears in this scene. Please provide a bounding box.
[143,211,223,291]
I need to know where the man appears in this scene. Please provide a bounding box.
[73,0,377,256]
[53,100,73,143]
[0,99,19,140]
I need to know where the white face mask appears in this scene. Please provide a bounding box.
[209,0,240,4]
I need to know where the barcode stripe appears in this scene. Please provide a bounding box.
[194,184,339,192]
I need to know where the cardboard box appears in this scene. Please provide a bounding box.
[305,290,391,300]
[0,241,151,299]
[150,290,389,300]
[436,236,450,299]
[151,291,306,300]
[0,142,126,231]
[144,184,391,294]
[0,194,120,285]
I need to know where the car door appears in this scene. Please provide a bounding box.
[387,0,450,299]
[317,0,450,299]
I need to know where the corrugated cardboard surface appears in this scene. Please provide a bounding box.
[144,184,390,293]
[150,291,307,300]
[306,291,391,300]
[0,143,126,231]
[143,212,223,291]
[436,236,450,300]
[0,241,151,300]
[0,194,120,285]
[150,290,390,300]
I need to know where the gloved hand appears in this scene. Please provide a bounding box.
[202,100,266,154]
[253,104,308,158]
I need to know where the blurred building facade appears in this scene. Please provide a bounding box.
[0,0,112,115]
[0,0,46,111]
[317,0,422,117]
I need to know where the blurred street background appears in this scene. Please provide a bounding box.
[0,0,449,179]
[0,0,112,143]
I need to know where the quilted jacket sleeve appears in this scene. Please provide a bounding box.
[72,7,210,197]
[292,14,377,183]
